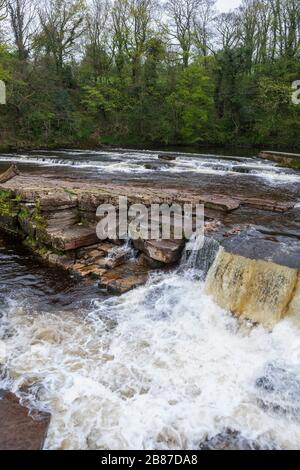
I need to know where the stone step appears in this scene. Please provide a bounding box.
[38,225,99,251]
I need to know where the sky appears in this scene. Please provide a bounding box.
[216,0,241,11]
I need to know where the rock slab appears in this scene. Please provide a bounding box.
[0,390,50,450]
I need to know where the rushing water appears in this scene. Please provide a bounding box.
[0,149,300,198]
[1,149,300,450]
[1,231,300,449]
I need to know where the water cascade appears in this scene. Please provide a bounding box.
[204,248,300,328]
[180,236,220,278]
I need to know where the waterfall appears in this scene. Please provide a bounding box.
[106,237,136,262]
[204,248,299,328]
[180,235,220,278]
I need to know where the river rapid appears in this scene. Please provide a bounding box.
[1,149,300,450]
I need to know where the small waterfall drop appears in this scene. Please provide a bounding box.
[180,235,220,279]
[204,248,299,327]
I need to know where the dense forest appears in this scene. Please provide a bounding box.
[0,0,300,150]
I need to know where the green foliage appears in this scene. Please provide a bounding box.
[167,63,215,143]
[0,0,300,149]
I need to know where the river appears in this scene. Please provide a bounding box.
[1,148,300,450]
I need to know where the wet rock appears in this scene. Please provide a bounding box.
[104,274,149,295]
[76,242,114,258]
[99,261,152,294]
[0,390,50,450]
[76,242,128,269]
[144,163,161,170]
[158,154,176,161]
[69,242,130,278]
[199,430,263,450]
[204,220,222,233]
[137,253,166,269]
[133,239,184,264]
[182,236,220,275]
[221,228,300,269]
[256,364,300,420]
[19,217,36,238]
[72,263,107,278]
[47,252,76,270]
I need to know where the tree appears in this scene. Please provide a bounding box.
[37,0,86,73]
[167,62,215,142]
[215,11,241,50]
[193,0,216,57]
[84,0,111,82]
[166,0,202,67]
[8,0,36,60]
[0,0,6,19]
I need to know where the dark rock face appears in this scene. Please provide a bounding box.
[0,390,51,450]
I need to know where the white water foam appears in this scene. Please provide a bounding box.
[1,270,300,450]
[1,151,299,184]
